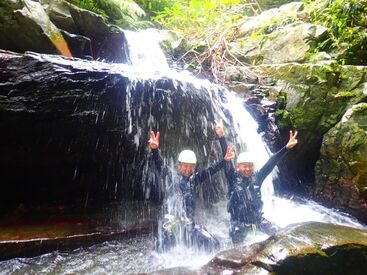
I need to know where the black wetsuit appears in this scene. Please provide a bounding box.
[218,137,288,243]
[152,148,224,251]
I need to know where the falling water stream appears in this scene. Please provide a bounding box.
[1,29,365,275]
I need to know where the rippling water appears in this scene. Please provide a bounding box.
[0,236,154,275]
[1,197,364,275]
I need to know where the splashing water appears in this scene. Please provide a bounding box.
[123,28,365,269]
[219,92,365,231]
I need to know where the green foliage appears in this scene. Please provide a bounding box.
[67,0,107,16]
[305,0,367,65]
[257,0,295,10]
[67,0,152,29]
[151,0,246,35]
[259,15,297,34]
[275,109,292,129]
[134,0,176,17]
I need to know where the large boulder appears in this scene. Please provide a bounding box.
[229,1,327,65]
[0,0,62,55]
[0,0,129,62]
[0,50,229,214]
[315,103,367,222]
[151,222,367,274]
[247,63,367,221]
[237,2,306,37]
[226,62,367,222]
[203,222,367,274]
[229,23,327,65]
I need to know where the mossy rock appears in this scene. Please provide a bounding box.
[204,222,367,274]
[227,63,366,198]
[229,23,327,65]
[315,103,367,222]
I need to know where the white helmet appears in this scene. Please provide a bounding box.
[178,150,197,164]
[237,152,254,164]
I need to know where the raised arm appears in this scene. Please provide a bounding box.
[215,119,227,156]
[193,146,235,184]
[148,131,163,173]
[215,119,237,191]
[256,130,298,184]
[215,119,237,188]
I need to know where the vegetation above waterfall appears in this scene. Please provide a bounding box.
[65,0,151,28]
[11,0,365,81]
[305,0,367,65]
[74,0,366,80]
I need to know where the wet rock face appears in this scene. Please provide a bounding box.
[315,103,367,222]
[241,63,367,222]
[202,222,367,274]
[0,51,227,212]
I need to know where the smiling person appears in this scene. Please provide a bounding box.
[214,119,298,244]
[149,127,234,252]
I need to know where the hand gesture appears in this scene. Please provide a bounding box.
[286,130,298,149]
[148,131,160,149]
[214,119,224,137]
[224,145,235,161]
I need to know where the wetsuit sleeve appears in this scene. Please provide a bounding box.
[193,159,226,184]
[256,146,288,185]
[218,136,227,157]
[152,148,163,174]
[218,136,236,192]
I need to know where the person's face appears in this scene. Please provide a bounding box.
[178,163,196,177]
[236,162,254,178]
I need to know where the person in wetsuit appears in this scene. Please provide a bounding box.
[149,130,234,252]
[214,120,298,244]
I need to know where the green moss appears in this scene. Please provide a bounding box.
[353,103,367,112]
[258,15,298,35]
[334,90,358,98]
[272,244,367,275]
[305,0,367,65]
[275,109,292,129]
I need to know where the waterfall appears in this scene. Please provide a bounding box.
[219,93,364,230]
[2,29,365,275]
[123,29,366,261]
[125,29,170,73]
[124,27,365,234]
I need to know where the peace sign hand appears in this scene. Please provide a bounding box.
[148,131,160,149]
[224,145,235,161]
[214,119,224,137]
[286,130,298,149]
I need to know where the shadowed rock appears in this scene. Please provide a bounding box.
[0,50,229,214]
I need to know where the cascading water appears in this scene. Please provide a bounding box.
[1,29,365,275]
[125,28,366,268]
[219,92,365,231]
